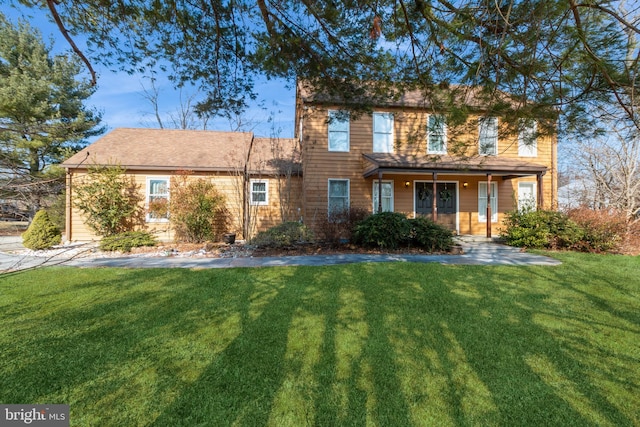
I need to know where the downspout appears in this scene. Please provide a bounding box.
[243,135,255,240]
[65,169,72,243]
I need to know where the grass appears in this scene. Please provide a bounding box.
[0,252,638,426]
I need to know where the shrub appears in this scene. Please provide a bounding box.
[316,206,370,245]
[501,209,583,249]
[99,231,157,252]
[22,210,61,250]
[170,176,229,243]
[408,217,454,252]
[74,165,146,237]
[352,212,411,249]
[252,222,313,248]
[566,207,627,253]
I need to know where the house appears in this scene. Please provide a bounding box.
[295,81,557,237]
[63,83,557,242]
[62,128,302,242]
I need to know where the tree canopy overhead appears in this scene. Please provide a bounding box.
[16,0,640,132]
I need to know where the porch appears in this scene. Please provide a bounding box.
[363,153,548,238]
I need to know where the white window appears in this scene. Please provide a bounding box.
[328,110,349,152]
[328,179,349,216]
[427,115,447,154]
[372,181,394,213]
[373,112,394,153]
[250,179,268,206]
[518,182,537,211]
[518,119,537,157]
[147,177,169,222]
[478,182,498,223]
[479,117,498,156]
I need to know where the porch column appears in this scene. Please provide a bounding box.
[377,171,383,213]
[432,172,438,222]
[537,173,544,209]
[486,173,492,238]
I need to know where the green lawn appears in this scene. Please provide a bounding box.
[1,252,638,426]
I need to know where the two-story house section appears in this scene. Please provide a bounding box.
[295,81,557,237]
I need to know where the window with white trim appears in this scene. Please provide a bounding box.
[479,117,498,155]
[518,182,537,211]
[250,179,268,206]
[328,110,350,152]
[328,179,349,217]
[427,115,447,154]
[147,177,169,222]
[478,181,498,223]
[373,112,394,153]
[372,180,394,213]
[518,119,537,157]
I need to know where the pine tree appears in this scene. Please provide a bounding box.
[0,12,103,216]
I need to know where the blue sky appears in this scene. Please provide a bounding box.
[4,4,297,140]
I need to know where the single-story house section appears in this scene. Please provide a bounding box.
[62,128,302,242]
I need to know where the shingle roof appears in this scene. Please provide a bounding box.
[296,80,503,110]
[362,153,547,178]
[63,128,301,174]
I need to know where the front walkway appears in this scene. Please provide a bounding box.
[0,236,561,272]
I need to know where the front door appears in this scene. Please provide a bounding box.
[415,182,457,230]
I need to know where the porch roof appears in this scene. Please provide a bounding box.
[362,153,547,178]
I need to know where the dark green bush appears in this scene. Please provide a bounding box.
[99,231,157,252]
[352,212,411,249]
[22,210,61,250]
[501,209,583,249]
[408,217,454,252]
[252,222,313,248]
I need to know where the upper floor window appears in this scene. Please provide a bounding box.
[147,177,169,222]
[479,116,498,156]
[328,110,350,152]
[328,179,349,217]
[427,115,447,154]
[373,112,394,153]
[250,179,268,206]
[372,180,394,213]
[518,119,537,157]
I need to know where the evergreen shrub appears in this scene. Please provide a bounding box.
[252,222,313,248]
[352,212,411,249]
[22,210,61,250]
[99,231,157,252]
[408,217,454,252]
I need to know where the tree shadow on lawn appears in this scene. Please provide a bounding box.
[152,263,638,426]
[1,261,638,426]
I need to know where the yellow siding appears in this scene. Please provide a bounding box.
[66,170,303,242]
[300,105,557,236]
